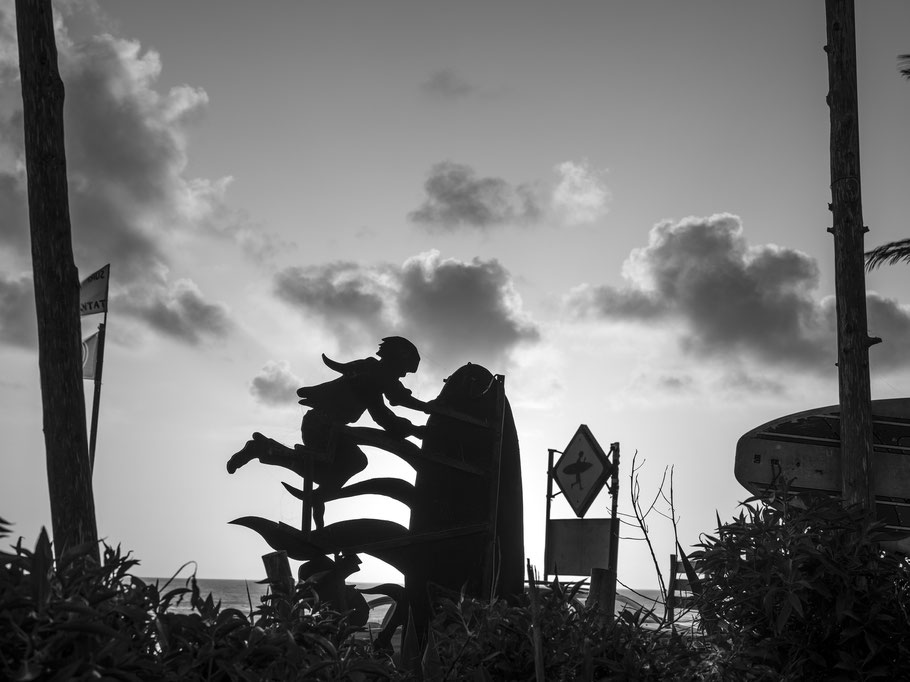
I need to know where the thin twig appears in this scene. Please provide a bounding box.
[628,451,667,601]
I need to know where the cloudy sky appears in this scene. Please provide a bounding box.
[2,1,910,588]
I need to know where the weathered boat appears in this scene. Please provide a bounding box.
[734,397,910,552]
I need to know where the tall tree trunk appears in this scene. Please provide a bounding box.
[16,0,98,560]
[825,0,876,513]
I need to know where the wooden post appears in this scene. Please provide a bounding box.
[824,0,876,513]
[588,567,612,611]
[262,550,293,594]
[16,0,98,560]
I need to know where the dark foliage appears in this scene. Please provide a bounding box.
[899,53,910,80]
[692,492,910,681]
[4,491,910,681]
[425,577,706,681]
[864,237,910,270]
[0,519,394,681]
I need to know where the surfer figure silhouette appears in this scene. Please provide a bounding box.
[227,337,429,529]
[297,337,428,528]
[564,450,593,490]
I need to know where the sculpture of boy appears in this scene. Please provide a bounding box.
[228,336,428,528]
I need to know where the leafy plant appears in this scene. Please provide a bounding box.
[0,519,395,681]
[692,491,910,680]
[6,480,910,682]
[424,574,704,681]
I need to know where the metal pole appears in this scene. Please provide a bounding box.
[88,315,106,472]
[483,375,506,600]
[543,448,558,583]
[301,457,313,536]
[605,443,621,617]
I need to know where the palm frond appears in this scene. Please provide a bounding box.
[865,238,910,271]
[899,54,910,80]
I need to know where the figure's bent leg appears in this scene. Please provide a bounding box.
[312,489,328,531]
[305,432,370,531]
[227,433,265,473]
[227,432,309,477]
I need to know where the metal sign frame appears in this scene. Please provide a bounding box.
[543,427,620,616]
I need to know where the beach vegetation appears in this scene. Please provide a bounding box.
[3,486,909,681]
[0,516,393,681]
[691,489,910,680]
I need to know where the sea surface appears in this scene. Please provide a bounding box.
[141,577,669,627]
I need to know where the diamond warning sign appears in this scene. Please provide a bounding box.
[553,425,613,518]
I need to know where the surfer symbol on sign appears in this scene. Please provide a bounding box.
[564,451,593,489]
[553,425,613,518]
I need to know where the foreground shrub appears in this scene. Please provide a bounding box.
[426,577,705,681]
[693,492,910,681]
[0,518,393,681]
[5,492,910,681]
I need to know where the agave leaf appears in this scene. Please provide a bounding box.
[676,543,702,597]
[422,625,444,682]
[282,477,416,507]
[32,527,53,612]
[346,426,423,464]
[230,516,414,570]
[229,517,329,561]
[401,605,421,673]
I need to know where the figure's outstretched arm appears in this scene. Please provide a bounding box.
[367,399,424,439]
[387,392,429,411]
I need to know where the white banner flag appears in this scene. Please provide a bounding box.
[80,264,110,316]
[82,331,100,380]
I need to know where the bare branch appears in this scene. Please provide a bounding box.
[627,450,667,601]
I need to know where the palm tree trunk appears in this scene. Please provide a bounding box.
[825,0,875,514]
[16,0,98,560]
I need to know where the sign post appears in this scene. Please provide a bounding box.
[543,425,620,615]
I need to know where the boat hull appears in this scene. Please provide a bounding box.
[734,398,910,552]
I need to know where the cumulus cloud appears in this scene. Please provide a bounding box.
[419,69,477,100]
[274,262,395,347]
[865,292,910,369]
[0,274,36,348]
[0,2,17,84]
[397,251,539,368]
[716,369,786,395]
[272,251,539,371]
[408,162,542,230]
[566,213,910,377]
[0,6,241,347]
[408,160,610,231]
[117,279,231,345]
[250,360,301,407]
[552,161,611,225]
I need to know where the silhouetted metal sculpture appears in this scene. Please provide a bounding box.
[228,337,427,529]
[227,338,524,649]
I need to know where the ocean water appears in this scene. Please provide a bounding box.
[141,577,393,627]
[142,577,669,626]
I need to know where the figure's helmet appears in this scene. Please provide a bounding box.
[377,336,420,373]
